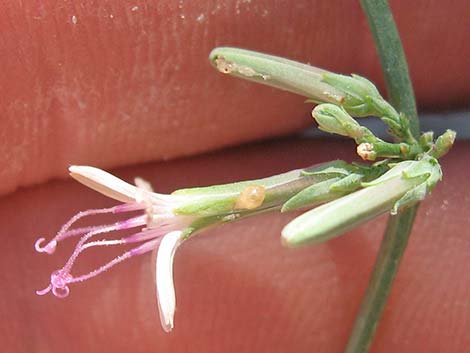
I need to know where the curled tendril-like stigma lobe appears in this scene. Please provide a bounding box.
[35,238,57,254]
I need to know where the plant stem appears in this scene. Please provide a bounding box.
[344,1,421,353]
[344,207,418,353]
[360,0,419,137]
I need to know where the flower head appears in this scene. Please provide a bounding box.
[35,166,198,331]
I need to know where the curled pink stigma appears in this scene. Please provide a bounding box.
[34,204,179,298]
[35,238,57,254]
[35,177,193,301]
[36,271,72,298]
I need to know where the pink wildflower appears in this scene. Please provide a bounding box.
[35,166,195,332]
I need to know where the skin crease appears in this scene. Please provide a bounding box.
[0,0,469,352]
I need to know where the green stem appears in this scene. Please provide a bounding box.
[360,0,419,138]
[344,1,421,353]
[344,207,418,353]
[358,141,422,161]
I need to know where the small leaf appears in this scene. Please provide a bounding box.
[329,173,364,192]
[281,178,343,212]
[301,160,353,178]
[391,182,427,214]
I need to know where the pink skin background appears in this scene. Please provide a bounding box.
[1,1,469,352]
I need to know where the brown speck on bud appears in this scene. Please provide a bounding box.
[235,185,266,210]
[214,56,236,74]
[357,143,376,161]
[214,56,269,79]
[399,143,409,155]
[322,91,345,105]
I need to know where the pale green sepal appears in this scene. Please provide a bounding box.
[173,169,302,197]
[330,173,364,192]
[282,172,364,212]
[351,74,381,97]
[402,161,432,179]
[301,160,352,178]
[391,182,427,215]
[321,72,382,117]
[361,160,414,187]
[174,196,237,216]
[390,157,442,215]
[173,164,337,216]
[281,178,342,212]
[180,214,227,240]
[427,162,443,187]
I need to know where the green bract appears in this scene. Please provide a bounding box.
[320,73,382,117]
[282,164,366,212]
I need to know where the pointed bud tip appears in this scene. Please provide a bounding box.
[280,222,308,248]
[280,232,296,248]
[209,47,230,66]
[312,104,362,138]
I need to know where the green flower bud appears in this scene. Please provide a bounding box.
[209,47,413,142]
[432,129,456,159]
[312,104,364,139]
[209,47,346,104]
[419,131,434,150]
[281,157,441,247]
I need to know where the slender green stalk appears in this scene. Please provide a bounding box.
[344,1,421,352]
[344,207,418,353]
[360,0,419,137]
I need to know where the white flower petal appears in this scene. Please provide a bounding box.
[134,177,154,205]
[156,230,183,333]
[69,166,138,203]
[134,177,154,192]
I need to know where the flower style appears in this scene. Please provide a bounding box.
[35,166,200,332]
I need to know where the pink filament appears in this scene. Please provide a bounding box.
[70,237,162,284]
[35,197,191,298]
[34,203,146,254]
[35,213,168,298]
